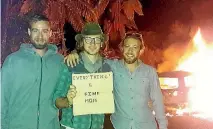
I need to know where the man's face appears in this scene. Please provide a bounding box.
[83,35,103,55]
[122,37,142,64]
[28,21,52,49]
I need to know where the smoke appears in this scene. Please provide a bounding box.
[157,42,191,73]
[157,21,194,73]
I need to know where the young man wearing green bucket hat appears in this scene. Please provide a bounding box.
[54,22,111,129]
[64,30,168,129]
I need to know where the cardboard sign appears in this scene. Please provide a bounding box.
[72,72,114,116]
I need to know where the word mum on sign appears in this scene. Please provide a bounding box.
[72,72,114,116]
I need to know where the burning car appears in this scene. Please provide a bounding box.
[158,28,213,120]
[158,71,193,116]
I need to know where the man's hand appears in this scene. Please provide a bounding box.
[67,85,77,106]
[64,50,80,67]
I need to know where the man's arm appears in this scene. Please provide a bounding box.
[64,49,118,68]
[53,63,72,109]
[150,68,168,129]
[64,49,80,67]
[1,56,13,129]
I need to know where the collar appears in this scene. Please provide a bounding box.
[79,52,103,73]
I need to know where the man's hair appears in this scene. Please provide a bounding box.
[28,14,49,28]
[119,32,145,49]
[76,38,84,51]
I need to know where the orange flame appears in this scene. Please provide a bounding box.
[176,28,213,119]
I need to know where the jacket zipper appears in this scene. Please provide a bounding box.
[90,114,92,128]
[37,57,43,129]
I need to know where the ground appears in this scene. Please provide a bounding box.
[168,116,213,129]
[104,115,213,129]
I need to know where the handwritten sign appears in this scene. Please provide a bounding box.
[72,72,114,116]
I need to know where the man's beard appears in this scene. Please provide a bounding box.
[84,49,99,55]
[32,42,47,49]
[124,56,137,64]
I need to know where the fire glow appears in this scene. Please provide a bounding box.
[176,28,213,119]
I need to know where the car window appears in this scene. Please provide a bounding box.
[159,77,179,89]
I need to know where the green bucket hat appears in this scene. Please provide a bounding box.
[75,22,108,43]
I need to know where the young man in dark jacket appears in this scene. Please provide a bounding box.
[54,23,111,129]
[1,14,68,129]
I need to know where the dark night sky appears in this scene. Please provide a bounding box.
[2,0,213,49]
[137,0,193,31]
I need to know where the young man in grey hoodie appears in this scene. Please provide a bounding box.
[1,14,72,129]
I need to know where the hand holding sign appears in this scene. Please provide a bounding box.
[67,85,77,106]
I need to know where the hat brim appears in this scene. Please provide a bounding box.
[75,34,108,43]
